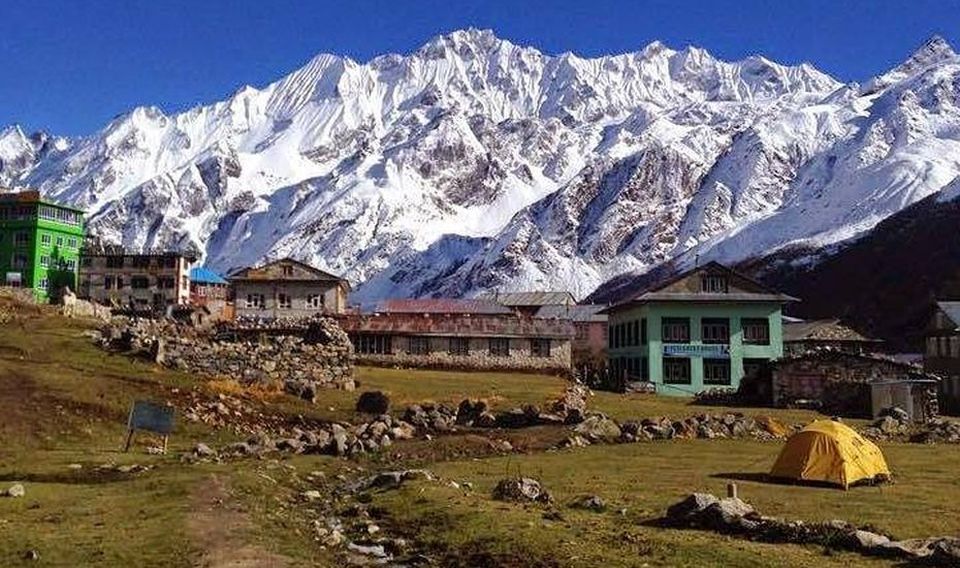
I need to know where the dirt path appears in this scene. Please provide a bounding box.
[188,474,290,568]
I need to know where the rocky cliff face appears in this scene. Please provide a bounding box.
[4,31,960,303]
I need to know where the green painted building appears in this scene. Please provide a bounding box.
[0,191,86,302]
[604,262,796,396]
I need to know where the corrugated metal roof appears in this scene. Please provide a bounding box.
[938,301,960,329]
[535,304,608,322]
[602,292,796,312]
[374,298,514,315]
[478,291,575,307]
[190,267,228,285]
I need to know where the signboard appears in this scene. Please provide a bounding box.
[662,344,729,358]
[5,272,21,285]
[124,401,175,453]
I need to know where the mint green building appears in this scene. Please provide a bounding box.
[604,262,796,395]
[0,191,86,302]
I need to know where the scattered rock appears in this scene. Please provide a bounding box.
[570,495,606,512]
[573,415,621,441]
[492,477,552,504]
[3,484,25,498]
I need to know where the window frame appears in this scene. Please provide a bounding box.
[662,317,691,343]
[701,318,730,345]
[662,358,692,385]
[703,358,731,386]
[530,338,552,358]
[488,337,510,357]
[742,318,771,345]
[448,337,470,356]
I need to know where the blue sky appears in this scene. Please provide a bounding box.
[2,0,959,135]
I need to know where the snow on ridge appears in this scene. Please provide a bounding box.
[2,31,958,302]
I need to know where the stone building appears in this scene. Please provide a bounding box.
[783,319,882,356]
[770,350,939,419]
[79,249,194,308]
[229,258,350,320]
[337,298,573,373]
[925,301,960,414]
[604,261,795,395]
[536,304,608,369]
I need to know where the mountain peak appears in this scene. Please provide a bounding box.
[865,35,958,93]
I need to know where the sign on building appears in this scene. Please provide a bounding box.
[662,344,730,358]
[124,401,175,453]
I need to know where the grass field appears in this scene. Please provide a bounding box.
[0,298,953,567]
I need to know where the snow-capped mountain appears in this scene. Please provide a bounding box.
[3,30,958,303]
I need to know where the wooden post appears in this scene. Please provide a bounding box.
[123,429,135,452]
[727,482,738,499]
[161,435,169,455]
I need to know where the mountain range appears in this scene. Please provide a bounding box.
[3,29,960,308]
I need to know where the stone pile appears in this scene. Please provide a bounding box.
[191,414,417,460]
[860,407,960,444]
[561,412,792,448]
[97,316,356,393]
[665,493,960,566]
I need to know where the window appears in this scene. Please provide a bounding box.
[14,232,29,247]
[354,334,392,355]
[68,237,77,249]
[104,276,115,290]
[278,293,292,309]
[55,236,64,248]
[132,257,150,268]
[159,256,177,269]
[11,254,27,269]
[531,338,552,358]
[156,276,175,289]
[607,324,614,348]
[489,337,510,357]
[106,256,124,268]
[306,294,324,309]
[701,274,729,293]
[742,318,770,345]
[245,294,265,309]
[448,337,470,356]
[662,318,690,343]
[39,255,49,268]
[409,336,430,355]
[65,259,76,272]
[41,234,52,246]
[81,257,92,268]
[701,318,730,344]
[115,276,124,289]
[282,265,294,276]
[641,318,648,345]
[632,320,640,346]
[663,358,691,384]
[703,359,731,385]
[39,278,48,290]
[131,276,150,289]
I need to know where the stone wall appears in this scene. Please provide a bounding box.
[771,351,934,416]
[98,316,356,394]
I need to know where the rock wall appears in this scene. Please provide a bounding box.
[98,316,356,393]
[354,335,572,373]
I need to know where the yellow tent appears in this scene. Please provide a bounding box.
[770,420,891,489]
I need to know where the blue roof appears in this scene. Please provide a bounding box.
[190,267,227,285]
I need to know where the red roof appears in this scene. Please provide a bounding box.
[374,298,514,315]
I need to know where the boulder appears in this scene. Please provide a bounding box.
[356,391,391,415]
[850,529,890,550]
[665,493,719,524]
[192,443,216,458]
[3,483,25,498]
[492,477,552,504]
[574,415,621,442]
[700,497,755,530]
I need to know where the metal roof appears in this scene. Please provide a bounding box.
[478,291,576,307]
[374,298,514,315]
[535,304,608,322]
[190,267,228,285]
[937,301,960,329]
